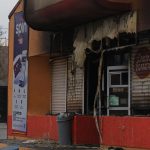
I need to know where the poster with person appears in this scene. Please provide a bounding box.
[12,12,28,132]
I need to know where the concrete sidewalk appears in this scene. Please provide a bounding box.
[0,123,7,139]
[0,139,149,150]
[0,139,98,150]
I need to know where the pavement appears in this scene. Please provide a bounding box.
[0,123,7,139]
[0,139,99,150]
[0,139,149,150]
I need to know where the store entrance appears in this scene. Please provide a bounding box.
[0,86,7,139]
[85,53,99,115]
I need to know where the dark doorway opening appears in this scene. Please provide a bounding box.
[0,86,7,123]
[84,53,99,115]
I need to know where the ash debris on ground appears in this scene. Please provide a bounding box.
[0,139,99,150]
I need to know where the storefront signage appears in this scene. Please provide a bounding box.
[134,47,150,79]
[12,12,28,132]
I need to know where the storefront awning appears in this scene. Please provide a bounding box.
[24,0,131,31]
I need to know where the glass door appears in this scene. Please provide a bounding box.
[107,66,130,116]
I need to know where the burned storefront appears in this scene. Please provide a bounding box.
[71,11,136,116]
[7,0,150,149]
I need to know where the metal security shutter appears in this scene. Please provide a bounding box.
[51,59,67,114]
[67,57,84,113]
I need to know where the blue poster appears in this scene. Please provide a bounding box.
[12,12,28,132]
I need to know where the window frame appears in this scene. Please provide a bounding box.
[107,66,130,116]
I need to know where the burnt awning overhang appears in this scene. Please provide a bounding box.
[24,0,132,31]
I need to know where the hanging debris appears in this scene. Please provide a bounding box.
[73,27,89,68]
[119,11,137,33]
[73,11,137,67]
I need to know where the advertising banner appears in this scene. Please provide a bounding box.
[12,12,28,132]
